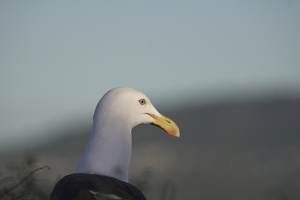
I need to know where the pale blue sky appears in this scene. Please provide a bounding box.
[1,0,300,150]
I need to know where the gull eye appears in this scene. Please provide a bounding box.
[138,98,146,105]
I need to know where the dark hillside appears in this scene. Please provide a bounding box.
[1,96,300,200]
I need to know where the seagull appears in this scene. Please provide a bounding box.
[49,87,179,200]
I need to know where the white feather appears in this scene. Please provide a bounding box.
[76,88,159,182]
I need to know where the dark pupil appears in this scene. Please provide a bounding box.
[140,99,144,104]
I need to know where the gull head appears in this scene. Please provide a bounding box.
[94,87,180,137]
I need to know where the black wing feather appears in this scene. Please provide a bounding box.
[49,173,146,200]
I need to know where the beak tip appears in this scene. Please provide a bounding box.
[167,129,180,138]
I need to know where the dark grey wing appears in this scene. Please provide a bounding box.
[49,173,146,200]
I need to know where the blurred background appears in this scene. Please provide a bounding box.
[1,1,300,200]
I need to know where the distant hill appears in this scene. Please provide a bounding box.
[2,96,300,200]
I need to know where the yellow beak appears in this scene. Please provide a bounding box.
[146,113,180,137]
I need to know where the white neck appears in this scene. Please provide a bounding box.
[75,119,132,182]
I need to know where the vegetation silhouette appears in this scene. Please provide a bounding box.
[0,155,177,200]
[0,155,50,200]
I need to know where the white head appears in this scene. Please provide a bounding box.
[76,87,179,181]
[93,87,180,136]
